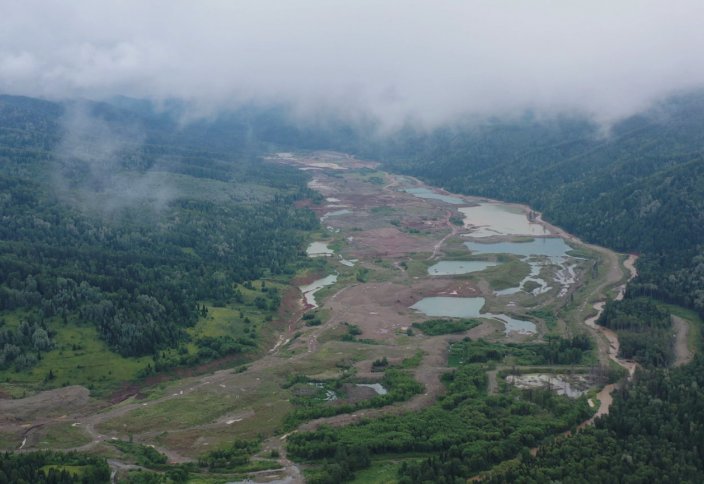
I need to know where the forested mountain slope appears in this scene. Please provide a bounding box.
[373,92,704,317]
[0,95,317,380]
[487,355,704,483]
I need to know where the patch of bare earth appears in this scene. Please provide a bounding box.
[347,227,435,258]
[0,386,96,423]
[324,280,481,340]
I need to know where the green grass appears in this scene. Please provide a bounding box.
[97,373,288,437]
[328,239,345,252]
[350,459,401,483]
[98,394,242,434]
[566,247,597,259]
[398,351,424,369]
[412,318,480,336]
[0,322,152,396]
[35,422,92,449]
[190,306,247,339]
[659,303,702,354]
[0,432,21,450]
[110,439,167,467]
[478,258,531,291]
[0,309,28,329]
[371,206,396,216]
[404,258,432,278]
[527,309,559,331]
[0,278,288,397]
[39,465,87,478]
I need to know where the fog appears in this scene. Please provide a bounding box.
[54,102,176,213]
[2,1,704,125]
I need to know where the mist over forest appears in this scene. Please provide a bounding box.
[1,2,704,483]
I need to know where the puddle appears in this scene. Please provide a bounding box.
[356,383,388,395]
[506,373,591,398]
[311,383,338,401]
[300,274,337,308]
[460,203,546,237]
[306,241,333,257]
[339,257,358,267]
[410,296,536,334]
[321,209,352,222]
[410,296,486,318]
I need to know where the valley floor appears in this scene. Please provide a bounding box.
[1,151,695,482]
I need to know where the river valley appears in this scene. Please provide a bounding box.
[0,150,682,482]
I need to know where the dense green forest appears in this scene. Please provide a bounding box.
[598,298,674,366]
[486,355,704,483]
[448,335,593,367]
[0,450,110,483]
[0,95,317,374]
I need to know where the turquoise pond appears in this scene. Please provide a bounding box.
[465,237,572,258]
[410,296,536,334]
[427,260,499,275]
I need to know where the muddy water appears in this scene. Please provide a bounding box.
[299,274,337,309]
[585,302,637,377]
[506,373,590,398]
[485,313,537,334]
[465,237,571,258]
[460,203,547,237]
[410,296,485,318]
[410,296,536,334]
[427,260,498,275]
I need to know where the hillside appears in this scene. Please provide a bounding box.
[0,95,317,393]
[373,92,704,317]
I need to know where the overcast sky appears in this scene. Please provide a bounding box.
[2,1,704,125]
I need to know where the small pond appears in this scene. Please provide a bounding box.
[404,187,465,205]
[356,383,388,395]
[339,257,358,267]
[506,373,590,398]
[460,203,546,237]
[428,260,498,275]
[321,209,352,222]
[300,274,337,308]
[306,241,333,257]
[410,296,536,334]
[410,296,486,318]
[465,237,571,258]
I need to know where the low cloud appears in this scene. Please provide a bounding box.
[53,102,175,214]
[2,1,704,126]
